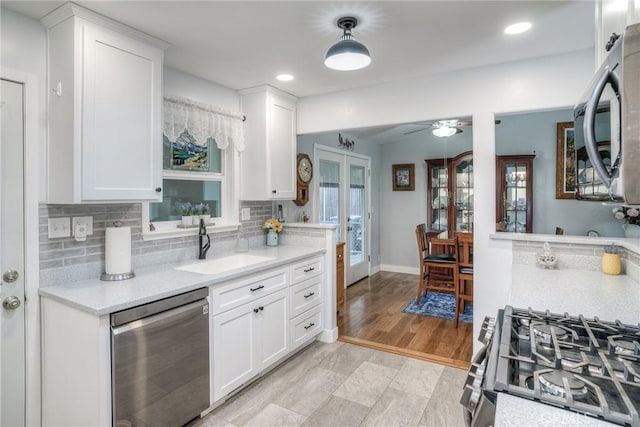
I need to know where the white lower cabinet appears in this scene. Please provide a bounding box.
[210,256,325,404]
[212,289,288,402]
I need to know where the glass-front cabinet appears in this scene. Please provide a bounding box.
[426,151,473,233]
[495,155,535,233]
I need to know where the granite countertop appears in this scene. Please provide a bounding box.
[510,264,640,324]
[39,245,325,316]
[495,394,615,426]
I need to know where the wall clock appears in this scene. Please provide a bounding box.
[294,153,312,206]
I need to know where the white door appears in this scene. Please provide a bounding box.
[1,78,26,426]
[316,147,370,286]
[346,157,369,284]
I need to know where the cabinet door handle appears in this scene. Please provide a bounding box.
[304,292,315,298]
[253,308,259,313]
[304,322,315,330]
[272,190,277,194]
[250,285,265,292]
[259,306,264,311]
[155,187,162,193]
[303,267,315,273]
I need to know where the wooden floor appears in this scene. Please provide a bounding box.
[337,271,473,369]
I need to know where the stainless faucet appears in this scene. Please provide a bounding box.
[198,218,211,259]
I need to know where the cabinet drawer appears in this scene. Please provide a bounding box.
[210,267,288,314]
[291,257,323,283]
[290,306,322,350]
[289,277,322,318]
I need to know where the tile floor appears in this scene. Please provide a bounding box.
[197,341,467,427]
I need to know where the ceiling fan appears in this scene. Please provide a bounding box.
[404,119,501,136]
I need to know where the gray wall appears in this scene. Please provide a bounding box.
[495,108,622,237]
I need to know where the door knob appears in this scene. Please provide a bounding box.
[2,270,18,283]
[3,296,21,310]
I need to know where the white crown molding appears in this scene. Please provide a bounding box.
[40,1,170,51]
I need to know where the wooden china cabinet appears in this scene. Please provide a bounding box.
[425,150,474,234]
[495,155,535,233]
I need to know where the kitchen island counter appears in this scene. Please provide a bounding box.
[509,264,640,324]
[39,245,324,316]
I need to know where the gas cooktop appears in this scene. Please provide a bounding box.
[491,306,640,426]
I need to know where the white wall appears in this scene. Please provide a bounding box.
[164,67,240,110]
[297,48,596,350]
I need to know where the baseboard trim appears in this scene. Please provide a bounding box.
[370,264,381,275]
[318,327,338,343]
[379,264,419,275]
[338,335,469,370]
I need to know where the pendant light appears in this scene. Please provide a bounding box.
[324,17,371,71]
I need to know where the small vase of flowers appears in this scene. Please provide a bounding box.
[195,202,211,224]
[262,218,283,246]
[612,206,640,239]
[178,202,195,226]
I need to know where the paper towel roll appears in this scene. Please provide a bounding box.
[105,226,132,275]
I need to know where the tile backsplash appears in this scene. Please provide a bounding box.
[39,200,272,285]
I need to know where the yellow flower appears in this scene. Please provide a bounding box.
[262,218,283,233]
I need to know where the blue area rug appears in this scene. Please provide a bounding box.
[402,291,473,323]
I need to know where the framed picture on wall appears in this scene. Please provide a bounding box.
[392,163,415,191]
[555,121,576,199]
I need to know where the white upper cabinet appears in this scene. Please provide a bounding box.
[596,0,640,66]
[239,85,297,200]
[42,3,168,203]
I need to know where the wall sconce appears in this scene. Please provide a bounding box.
[338,133,355,151]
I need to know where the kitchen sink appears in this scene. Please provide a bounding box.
[175,254,274,275]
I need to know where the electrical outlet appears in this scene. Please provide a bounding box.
[48,217,71,238]
[72,216,93,236]
[241,207,251,221]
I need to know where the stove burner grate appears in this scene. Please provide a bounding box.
[538,370,589,399]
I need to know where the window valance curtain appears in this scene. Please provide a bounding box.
[163,96,245,152]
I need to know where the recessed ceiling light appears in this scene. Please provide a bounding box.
[276,74,294,82]
[504,22,532,35]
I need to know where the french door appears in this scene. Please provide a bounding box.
[315,146,370,286]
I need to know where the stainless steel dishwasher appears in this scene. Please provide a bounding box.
[111,288,210,427]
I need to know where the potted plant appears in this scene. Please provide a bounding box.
[195,202,211,224]
[178,202,194,226]
[602,242,621,275]
[262,218,283,246]
[613,206,640,239]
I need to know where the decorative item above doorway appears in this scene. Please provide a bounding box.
[555,121,576,199]
[338,133,355,151]
[392,163,415,191]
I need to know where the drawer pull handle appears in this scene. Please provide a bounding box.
[253,308,259,313]
[303,267,315,273]
[259,306,264,311]
[304,322,315,330]
[250,285,265,292]
[304,292,315,298]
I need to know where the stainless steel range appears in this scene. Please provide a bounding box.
[462,306,640,426]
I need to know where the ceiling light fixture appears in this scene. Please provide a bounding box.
[324,16,371,71]
[432,125,461,138]
[504,22,532,35]
[276,74,294,81]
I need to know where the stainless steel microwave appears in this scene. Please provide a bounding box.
[574,22,640,204]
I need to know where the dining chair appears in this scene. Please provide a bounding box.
[423,236,459,327]
[456,232,474,321]
[415,224,429,303]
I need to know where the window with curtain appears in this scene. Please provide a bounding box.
[147,96,244,232]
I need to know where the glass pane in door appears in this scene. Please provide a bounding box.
[318,160,341,242]
[349,164,365,267]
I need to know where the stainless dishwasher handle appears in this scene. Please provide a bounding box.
[112,299,208,336]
